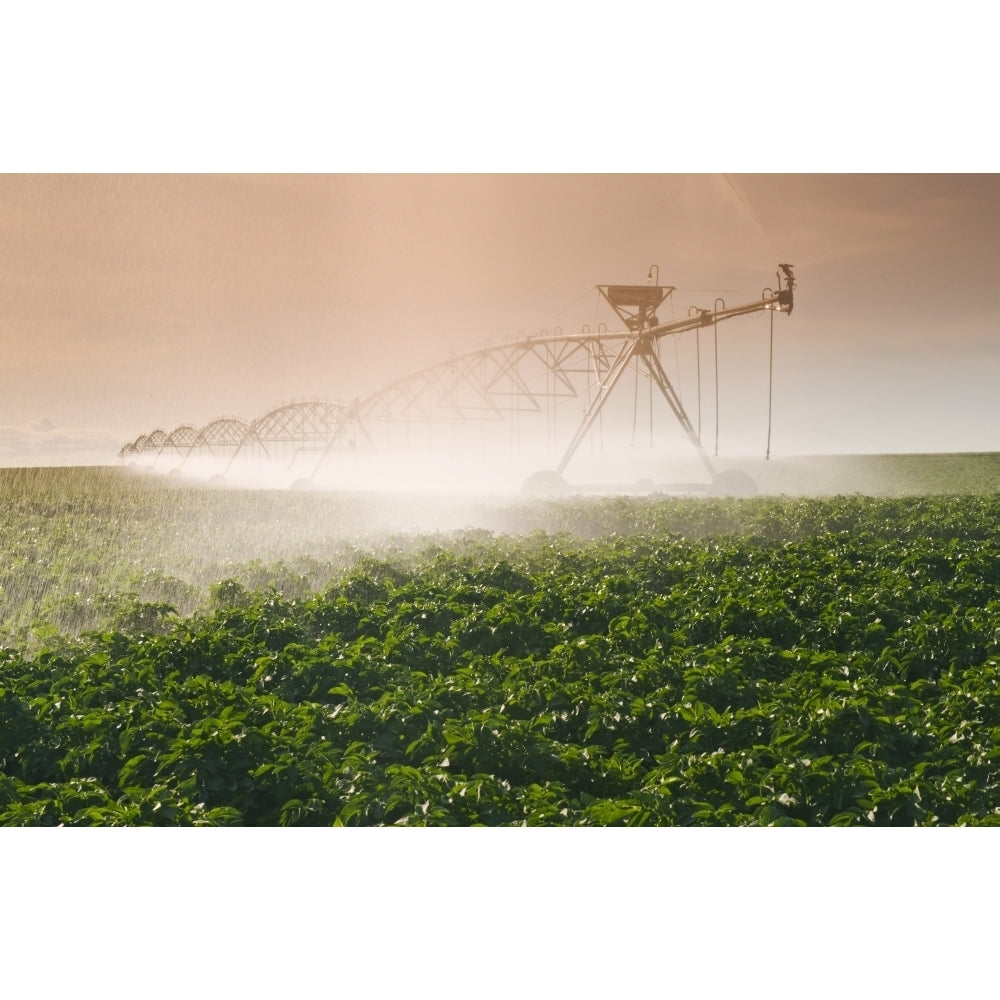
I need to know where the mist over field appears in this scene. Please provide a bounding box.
[4,452,1000,655]
[117,448,1000,501]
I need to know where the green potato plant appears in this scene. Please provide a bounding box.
[4,468,1000,824]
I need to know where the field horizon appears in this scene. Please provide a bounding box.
[7,448,1000,497]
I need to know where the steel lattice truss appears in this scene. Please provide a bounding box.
[249,401,361,452]
[192,418,254,455]
[356,333,617,424]
[119,266,795,483]
[120,402,361,463]
[163,425,199,451]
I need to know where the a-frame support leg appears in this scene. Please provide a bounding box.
[555,338,640,476]
[643,346,716,480]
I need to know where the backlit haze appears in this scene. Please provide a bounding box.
[2,173,998,471]
[4,7,995,987]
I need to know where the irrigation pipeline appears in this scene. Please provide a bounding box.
[119,265,796,485]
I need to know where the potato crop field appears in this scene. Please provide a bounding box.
[3,462,1000,825]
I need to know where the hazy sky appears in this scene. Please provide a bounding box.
[0,173,997,466]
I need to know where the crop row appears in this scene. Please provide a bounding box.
[4,498,1000,824]
[6,466,1000,646]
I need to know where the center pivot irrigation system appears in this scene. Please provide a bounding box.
[120,264,796,494]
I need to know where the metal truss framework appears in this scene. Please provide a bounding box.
[119,266,795,482]
[120,402,363,466]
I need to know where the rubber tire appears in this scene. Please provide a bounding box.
[709,469,758,497]
[522,469,569,496]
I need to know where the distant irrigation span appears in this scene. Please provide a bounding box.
[120,265,796,493]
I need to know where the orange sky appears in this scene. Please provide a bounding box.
[1,173,997,465]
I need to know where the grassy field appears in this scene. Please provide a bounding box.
[3,456,1000,825]
[732,451,1000,496]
